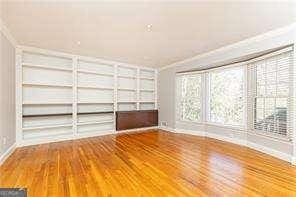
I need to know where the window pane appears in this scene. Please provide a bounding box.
[265,98,275,110]
[257,85,265,97]
[266,85,276,97]
[277,83,289,97]
[257,74,265,86]
[276,98,287,108]
[255,108,264,120]
[266,57,277,73]
[180,74,201,122]
[256,63,265,74]
[277,69,289,83]
[264,109,274,120]
[256,98,264,108]
[266,72,276,84]
[253,50,291,137]
[210,67,244,126]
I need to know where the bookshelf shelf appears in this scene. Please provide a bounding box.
[140,89,154,92]
[77,120,114,126]
[140,77,154,80]
[118,75,136,79]
[78,86,113,90]
[23,62,72,72]
[77,69,114,76]
[23,83,72,88]
[23,123,72,131]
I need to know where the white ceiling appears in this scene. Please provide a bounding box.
[1,1,295,68]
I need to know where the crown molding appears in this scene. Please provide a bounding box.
[0,18,18,47]
[158,22,296,72]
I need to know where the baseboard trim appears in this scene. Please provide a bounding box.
[205,132,247,146]
[15,126,296,165]
[19,134,80,147]
[162,127,294,165]
[18,127,158,147]
[0,143,16,166]
[292,157,296,165]
[173,127,246,146]
[159,126,176,132]
[117,126,158,134]
[246,141,292,163]
[174,128,206,137]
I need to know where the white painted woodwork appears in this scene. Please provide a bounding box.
[18,47,157,145]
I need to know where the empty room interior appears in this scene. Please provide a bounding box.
[1,1,296,196]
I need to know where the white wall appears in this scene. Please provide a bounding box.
[0,31,16,164]
[158,67,176,128]
[158,23,296,163]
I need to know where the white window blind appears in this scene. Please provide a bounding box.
[248,48,293,139]
[209,67,244,126]
[177,74,202,122]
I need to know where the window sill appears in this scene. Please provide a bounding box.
[248,130,292,143]
[176,120,204,125]
[204,122,246,132]
[176,120,246,132]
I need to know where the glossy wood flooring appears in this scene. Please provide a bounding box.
[1,129,296,196]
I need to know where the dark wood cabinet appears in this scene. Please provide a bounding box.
[116,110,158,131]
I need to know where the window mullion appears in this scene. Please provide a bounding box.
[203,72,210,123]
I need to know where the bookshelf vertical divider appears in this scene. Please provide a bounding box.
[154,70,158,110]
[72,57,78,136]
[16,48,23,145]
[136,68,140,110]
[114,65,118,131]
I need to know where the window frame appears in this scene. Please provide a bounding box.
[248,49,293,140]
[206,65,246,129]
[176,72,203,124]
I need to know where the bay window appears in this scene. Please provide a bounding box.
[176,46,293,140]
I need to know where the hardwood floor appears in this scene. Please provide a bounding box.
[1,129,296,196]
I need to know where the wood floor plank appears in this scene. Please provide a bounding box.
[1,129,296,196]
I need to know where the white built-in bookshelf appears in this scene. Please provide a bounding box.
[17,47,157,145]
